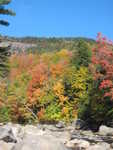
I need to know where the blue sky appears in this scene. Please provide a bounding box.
[0,0,113,39]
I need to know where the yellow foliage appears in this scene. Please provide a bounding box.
[53,80,68,104]
[53,81,64,96]
[62,107,69,115]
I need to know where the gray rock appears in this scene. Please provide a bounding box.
[40,124,63,131]
[99,125,113,136]
[0,126,17,143]
[55,121,65,128]
[71,130,113,143]
[5,123,24,142]
[12,135,68,150]
[72,119,88,130]
[87,142,110,150]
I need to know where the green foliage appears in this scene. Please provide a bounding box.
[72,40,92,69]
[45,102,62,121]
[78,34,113,130]
[0,106,11,122]
[80,87,113,130]
[6,72,33,123]
[0,46,10,78]
[0,0,10,5]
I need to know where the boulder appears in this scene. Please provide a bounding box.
[0,126,17,143]
[99,125,113,136]
[55,121,65,129]
[4,123,24,142]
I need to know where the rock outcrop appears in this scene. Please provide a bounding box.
[0,121,113,150]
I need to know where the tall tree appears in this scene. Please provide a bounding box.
[72,40,91,69]
[0,0,15,78]
[0,0,15,26]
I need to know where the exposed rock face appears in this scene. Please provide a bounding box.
[0,41,37,52]
[0,122,113,150]
[12,136,68,150]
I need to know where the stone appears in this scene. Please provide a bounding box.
[65,126,75,132]
[55,121,65,128]
[0,126,17,143]
[40,124,64,131]
[51,131,71,144]
[66,139,90,149]
[5,123,24,142]
[99,125,113,136]
[23,125,46,136]
[12,135,68,150]
[72,119,88,130]
[87,142,110,150]
[0,42,10,48]
[0,141,15,150]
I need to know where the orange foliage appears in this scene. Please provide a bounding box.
[37,108,45,120]
[50,62,67,78]
[27,63,48,105]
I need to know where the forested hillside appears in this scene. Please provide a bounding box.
[0,35,95,52]
[0,33,113,131]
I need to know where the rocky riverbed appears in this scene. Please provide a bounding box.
[0,120,113,150]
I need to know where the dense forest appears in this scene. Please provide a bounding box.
[0,32,113,131]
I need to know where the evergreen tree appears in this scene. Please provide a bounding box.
[0,44,10,78]
[0,0,15,78]
[72,40,92,69]
[0,0,15,26]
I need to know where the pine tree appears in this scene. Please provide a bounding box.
[0,0,15,26]
[0,44,10,78]
[72,40,92,69]
[0,0,15,78]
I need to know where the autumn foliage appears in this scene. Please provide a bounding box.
[0,34,113,127]
[91,32,113,100]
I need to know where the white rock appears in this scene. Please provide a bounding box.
[66,139,90,149]
[12,136,68,150]
[23,125,46,136]
[0,141,15,150]
[99,125,113,136]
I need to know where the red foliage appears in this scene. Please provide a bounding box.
[99,80,113,89]
[90,33,113,100]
